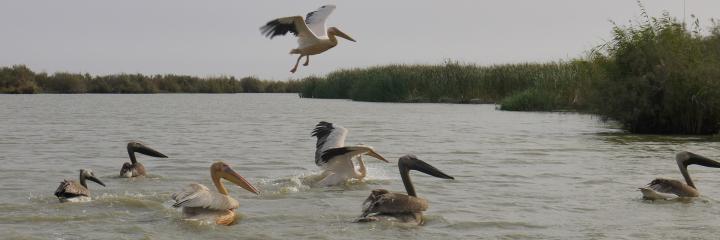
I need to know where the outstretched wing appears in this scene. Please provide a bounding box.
[305,5,336,37]
[260,16,318,40]
[171,183,239,211]
[311,121,347,166]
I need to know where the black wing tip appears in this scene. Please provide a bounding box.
[320,147,352,163]
[311,121,334,137]
[260,19,298,39]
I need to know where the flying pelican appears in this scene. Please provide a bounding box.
[260,4,356,73]
[120,141,168,178]
[356,155,454,225]
[171,161,259,225]
[311,121,388,186]
[54,169,106,203]
[640,151,720,200]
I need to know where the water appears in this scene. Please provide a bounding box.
[1,94,719,239]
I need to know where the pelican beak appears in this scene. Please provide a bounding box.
[334,29,356,42]
[222,166,259,195]
[131,143,168,158]
[409,158,454,180]
[365,150,389,163]
[687,152,720,168]
[87,176,106,187]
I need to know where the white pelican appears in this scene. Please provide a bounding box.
[311,121,388,187]
[120,141,168,178]
[171,161,259,225]
[54,169,106,203]
[356,155,454,225]
[640,151,720,200]
[260,4,356,73]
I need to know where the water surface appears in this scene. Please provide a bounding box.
[1,94,719,239]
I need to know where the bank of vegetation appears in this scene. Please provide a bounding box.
[0,66,302,94]
[2,10,719,134]
[298,12,720,134]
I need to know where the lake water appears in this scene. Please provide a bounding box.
[1,94,719,239]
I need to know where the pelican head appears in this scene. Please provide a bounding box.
[127,141,168,159]
[210,161,259,195]
[327,27,356,42]
[80,169,105,187]
[676,151,720,188]
[397,155,453,197]
[357,144,388,163]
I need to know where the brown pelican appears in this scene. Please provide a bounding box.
[311,121,388,186]
[640,151,720,200]
[54,169,106,203]
[120,141,168,177]
[356,155,454,225]
[260,4,356,73]
[171,161,259,225]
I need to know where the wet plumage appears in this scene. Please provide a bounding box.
[120,141,168,178]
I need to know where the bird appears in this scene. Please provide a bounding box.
[171,161,259,226]
[120,141,168,178]
[260,4,356,73]
[640,151,720,200]
[54,169,106,203]
[356,155,454,225]
[311,121,388,186]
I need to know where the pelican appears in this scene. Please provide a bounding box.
[54,169,106,203]
[260,4,356,73]
[311,121,388,186]
[640,151,720,200]
[356,155,454,225]
[120,141,168,177]
[171,161,259,225]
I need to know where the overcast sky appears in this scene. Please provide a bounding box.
[1,1,719,80]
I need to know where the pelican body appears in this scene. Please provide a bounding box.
[640,151,720,200]
[54,169,106,202]
[356,155,454,225]
[311,121,388,186]
[171,161,259,225]
[120,141,168,178]
[261,5,356,73]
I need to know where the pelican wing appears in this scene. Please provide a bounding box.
[305,5,336,37]
[312,121,347,165]
[645,178,696,197]
[171,183,239,211]
[54,180,89,198]
[260,16,318,40]
[361,190,428,217]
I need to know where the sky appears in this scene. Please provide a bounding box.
[1,0,719,80]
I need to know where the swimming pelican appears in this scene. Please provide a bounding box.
[311,121,388,186]
[640,151,720,200]
[171,161,259,225]
[356,155,454,225]
[120,141,168,178]
[260,4,356,73]
[54,169,106,203]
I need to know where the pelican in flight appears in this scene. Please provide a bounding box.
[640,151,720,200]
[311,121,388,186]
[171,161,259,225]
[54,169,106,203]
[120,141,168,178]
[260,4,356,73]
[356,155,454,225]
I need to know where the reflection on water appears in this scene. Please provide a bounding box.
[1,94,719,239]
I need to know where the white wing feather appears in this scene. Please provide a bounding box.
[305,5,336,37]
[171,183,239,210]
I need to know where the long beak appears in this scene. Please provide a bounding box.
[334,29,356,42]
[132,143,168,158]
[686,152,720,168]
[222,166,259,195]
[87,176,106,187]
[409,158,454,180]
[365,149,389,163]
